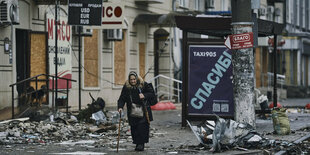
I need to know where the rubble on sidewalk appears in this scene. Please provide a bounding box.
[0,94,160,151]
[0,108,160,151]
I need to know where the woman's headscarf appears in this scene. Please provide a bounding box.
[128,71,140,86]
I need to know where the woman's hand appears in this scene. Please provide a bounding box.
[118,108,123,113]
[139,93,145,100]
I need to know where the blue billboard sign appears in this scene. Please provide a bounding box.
[188,45,234,116]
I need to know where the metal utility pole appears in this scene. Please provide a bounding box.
[78,26,82,111]
[231,0,255,127]
[273,35,278,108]
[55,0,58,108]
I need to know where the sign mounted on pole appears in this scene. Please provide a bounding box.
[188,45,234,117]
[68,0,103,26]
[224,32,254,50]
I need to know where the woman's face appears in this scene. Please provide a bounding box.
[129,75,137,86]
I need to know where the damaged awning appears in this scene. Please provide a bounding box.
[175,16,232,37]
[134,14,284,37]
[133,13,177,27]
[175,15,285,37]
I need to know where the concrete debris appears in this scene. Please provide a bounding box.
[0,110,158,150]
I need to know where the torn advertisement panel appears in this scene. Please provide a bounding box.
[211,116,271,152]
[186,120,213,145]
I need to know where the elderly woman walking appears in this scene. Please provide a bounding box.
[117,71,156,151]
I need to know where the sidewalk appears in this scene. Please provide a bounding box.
[278,98,310,107]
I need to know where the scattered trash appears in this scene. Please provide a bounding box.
[88,124,117,133]
[271,108,291,135]
[57,140,96,146]
[257,95,268,106]
[186,120,213,145]
[151,102,176,110]
[109,111,123,124]
[77,93,106,123]
[49,151,107,155]
[91,111,107,125]
[0,117,29,124]
[269,102,282,109]
[258,95,269,112]
[186,116,294,153]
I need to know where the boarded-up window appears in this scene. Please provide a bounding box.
[262,49,268,87]
[306,57,309,86]
[284,51,290,84]
[139,43,146,78]
[30,33,47,89]
[114,30,126,85]
[255,48,261,87]
[84,29,99,87]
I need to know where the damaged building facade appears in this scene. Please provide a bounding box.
[0,0,206,114]
[0,0,309,118]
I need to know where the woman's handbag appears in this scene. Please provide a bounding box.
[129,94,144,118]
[130,103,144,118]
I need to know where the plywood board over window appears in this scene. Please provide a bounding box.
[114,30,126,85]
[284,51,291,84]
[84,29,99,87]
[255,48,261,87]
[139,43,146,79]
[30,32,47,89]
[262,49,268,87]
[305,56,309,86]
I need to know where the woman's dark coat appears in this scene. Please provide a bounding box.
[117,76,156,126]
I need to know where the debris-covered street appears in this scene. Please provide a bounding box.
[0,100,310,155]
[1,0,310,154]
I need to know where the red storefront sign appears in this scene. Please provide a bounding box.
[225,32,254,50]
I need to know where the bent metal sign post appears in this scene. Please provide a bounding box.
[188,45,234,117]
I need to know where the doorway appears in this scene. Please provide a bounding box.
[153,29,169,77]
[16,29,30,94]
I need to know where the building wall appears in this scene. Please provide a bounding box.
[308,56,310,86]
[284,50,291,84]
[0,0,206,111]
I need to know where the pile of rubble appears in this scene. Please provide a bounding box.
[0,110,156,148]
